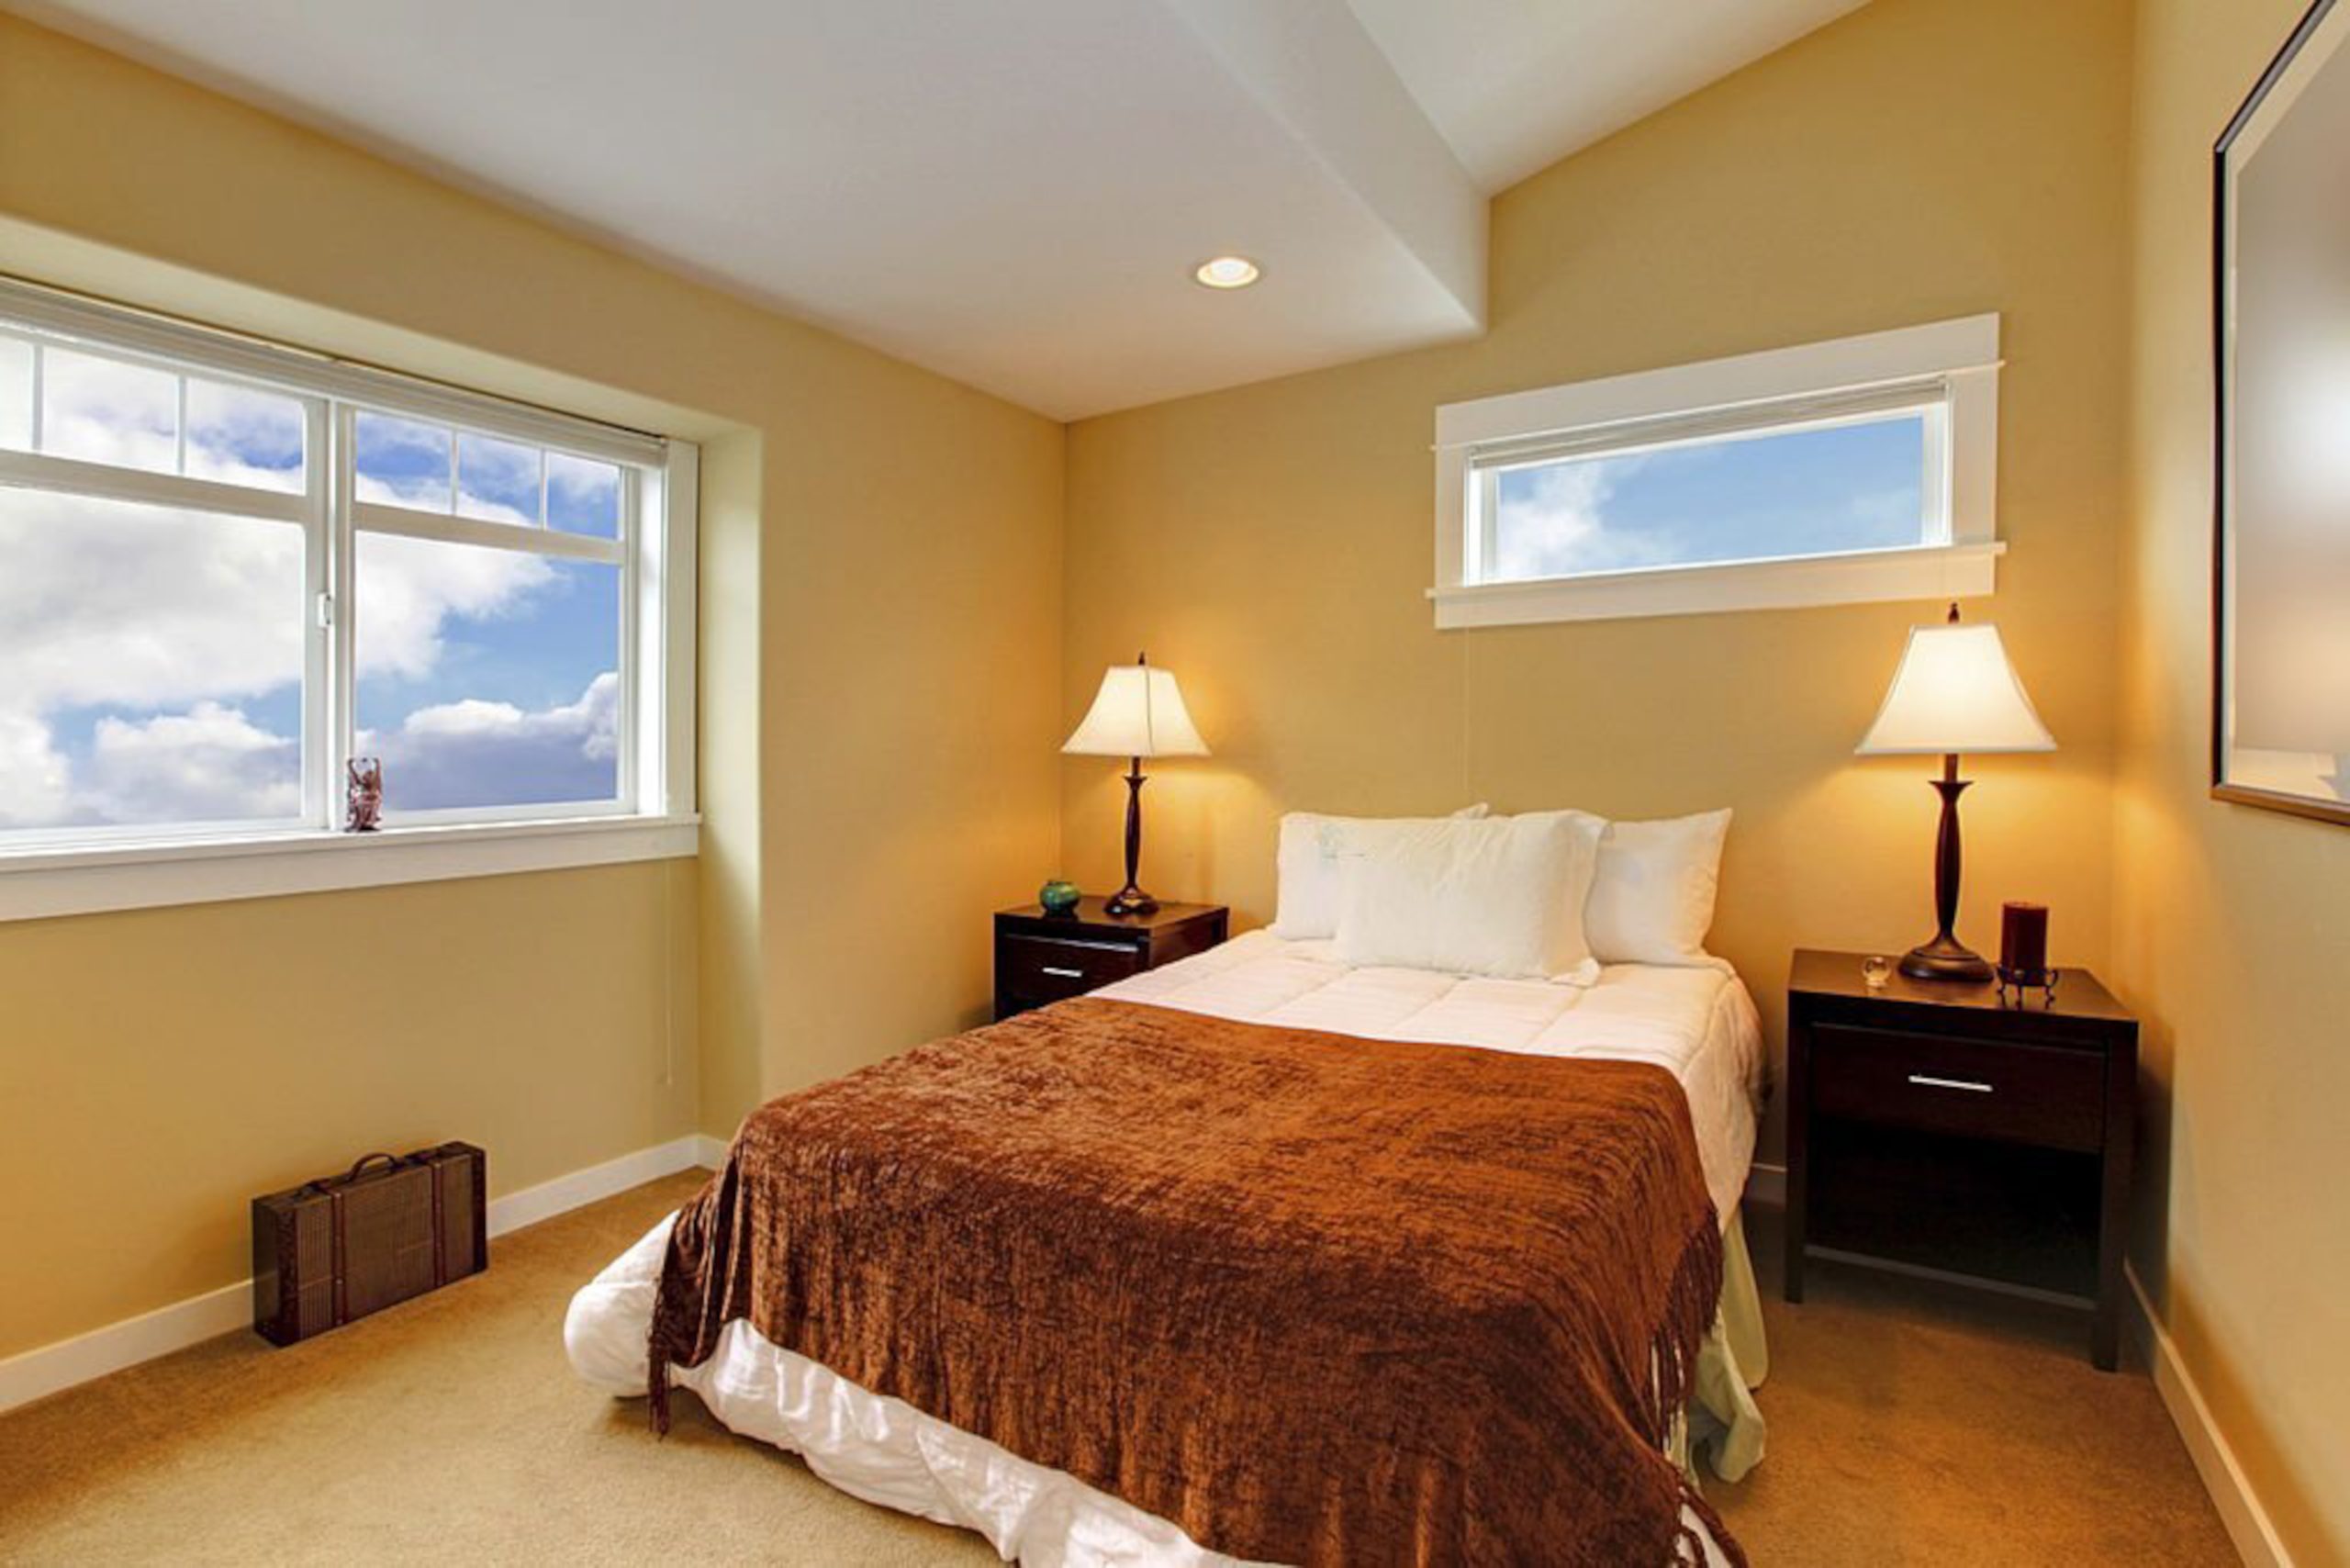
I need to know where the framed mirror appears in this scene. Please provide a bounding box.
[2214,0,2350,825]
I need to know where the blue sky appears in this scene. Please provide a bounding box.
[1491,415,1927,581]
[0,346,625,828]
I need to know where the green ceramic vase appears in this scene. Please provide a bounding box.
[1038,879,1081,915]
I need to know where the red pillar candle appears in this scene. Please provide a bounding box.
[2000,902,2049,976]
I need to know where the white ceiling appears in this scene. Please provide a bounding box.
[8,0,1864,420]
[1348,0,1869,191]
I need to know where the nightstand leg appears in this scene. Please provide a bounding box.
[2094,1042,2136,1372]
[1784,1020,1809,1304]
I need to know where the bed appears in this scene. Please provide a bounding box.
[567,928,1766,1567]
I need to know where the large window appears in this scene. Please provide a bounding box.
[0,281,695,871]
[1431,316,2003,628]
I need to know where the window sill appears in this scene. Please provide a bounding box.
[1429,541,2004,630]
[0,813,699,924]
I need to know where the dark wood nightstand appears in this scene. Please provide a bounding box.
[1785,948,2139,1369]
[994,897,1228,1021]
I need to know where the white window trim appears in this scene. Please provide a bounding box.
[0,275,699,922]
[0,278,666,467]
[1430,314,2004,629]
[0,814,699,924]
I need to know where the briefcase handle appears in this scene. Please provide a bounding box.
[298,1151,406,1197]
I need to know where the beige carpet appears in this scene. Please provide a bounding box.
[0,1171,2236,1565]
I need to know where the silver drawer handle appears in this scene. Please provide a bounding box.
[1040,966,1086,980]
[1908,1073,1993,1093]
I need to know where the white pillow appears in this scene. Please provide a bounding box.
[1331,812,1602,983]
[1270,804,1487,939]
[1581,808,1732,968]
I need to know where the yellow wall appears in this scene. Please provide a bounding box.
[2121,0,2350,1557]
[0,867,695,1350]
[1062,0,2133,1162]
[8,16,2344,1557]
[0,17,1063,1358]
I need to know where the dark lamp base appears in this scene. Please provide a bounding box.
[1103,885,1158,917]
[1900,936,1995,983]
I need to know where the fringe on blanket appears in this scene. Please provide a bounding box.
[1651,1205,1750,1568]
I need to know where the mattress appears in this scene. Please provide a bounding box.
[1102,930,1763,1222]
[569,935,1764,1567]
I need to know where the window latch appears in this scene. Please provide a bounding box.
[316,592,335,629]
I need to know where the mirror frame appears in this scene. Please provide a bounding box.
[2211,0,2350,826]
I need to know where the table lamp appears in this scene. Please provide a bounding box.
[1857,604,2055,980]
[1063,654,1209,916]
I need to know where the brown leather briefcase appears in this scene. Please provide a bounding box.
[251,1142,487,1346]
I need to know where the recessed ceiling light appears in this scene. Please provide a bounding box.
[1192,255,1261,290]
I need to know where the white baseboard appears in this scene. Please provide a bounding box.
[0,1280,255,1420]
[1746,1171,2285,1562]
[0,1131,718,1417]
[482,1133,710,1238]
[2126,1263,2294,1568]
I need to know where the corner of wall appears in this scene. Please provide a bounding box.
[695,429,765,1140]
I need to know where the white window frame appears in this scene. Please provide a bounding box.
[0,277,697,923]
[1429,315,2004,629]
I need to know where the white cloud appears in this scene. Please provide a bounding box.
[0,710,71,825]
[0,491,306,717]
[1492,449,1697,581]
[0,480,563,828]
[359,672,618,812]
[547,454,620,535]
[1493,463,1609,581]
[82,703,300,824]
[354,532,555,681]
[184,380,306,494]
[1491,458,1673,580]
[37,347,178,474]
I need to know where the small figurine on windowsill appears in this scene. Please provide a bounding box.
[345,757,384,833]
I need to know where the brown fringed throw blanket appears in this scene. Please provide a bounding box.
[649,998,1742,1567]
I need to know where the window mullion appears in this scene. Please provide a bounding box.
[348,500,626,564]
[620,470,643,814]
[300,398,334,832]
[330,404,359,829]
[1921,401,1955,546]
[0,449,310,523]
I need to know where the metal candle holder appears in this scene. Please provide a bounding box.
[1996,964,2060,1009]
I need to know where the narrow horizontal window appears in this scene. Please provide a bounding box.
[1479,394,1944,583]
[1431,316,2003,628]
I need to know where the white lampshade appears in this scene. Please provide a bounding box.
[1063,663,1210,759]
[1856,622,2056,756]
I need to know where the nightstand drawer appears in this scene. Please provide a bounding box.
[1812,1025,2105,1152]
[997,933,1146,1004]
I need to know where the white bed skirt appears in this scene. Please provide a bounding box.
[566,1213,1760,1568]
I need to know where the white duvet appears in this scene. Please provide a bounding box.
[569,932,1763,1567]
[1102,930,1762,1223]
